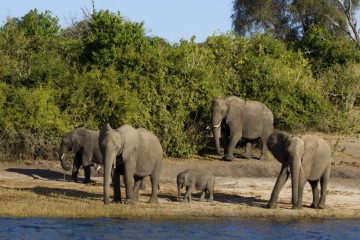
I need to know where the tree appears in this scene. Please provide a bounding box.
[330,0,360,48]
[232,0,359,41]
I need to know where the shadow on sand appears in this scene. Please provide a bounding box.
[6,168,76,181]
[0,185,103,200]
[146,192,268,208]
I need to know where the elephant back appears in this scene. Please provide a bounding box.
[136,128,163,156]
[241,100,274,139]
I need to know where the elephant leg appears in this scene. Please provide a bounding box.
[242,142,252,159]
[133,177,143,201]
[309,180,319,208]
[222,125,230,155]
[293,169,307,210]
[184,184,194,203]
[259,138,268,161]
[124,162,135,204]
[81,150,93,184]
[318,166,331,209]
[224,134,242,161]
[199,190,206,202]
[112,167,121,203]
[139,177,147,190]
[71,153,82,182]
[148,161,161,204]
[83,165,92,184]
[267,164,290,209]
[208,188,214,202]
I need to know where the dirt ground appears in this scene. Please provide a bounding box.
[0,133,359,219]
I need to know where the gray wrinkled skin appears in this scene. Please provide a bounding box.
[266,131,332,210]
[59,127,103,183]
[99,124,163,205]
[177,169,215,203]
[211,96,274,161]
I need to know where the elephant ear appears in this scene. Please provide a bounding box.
[184,171,193,185]
[71,127,90,153]
[226,97,245,125]
[284,136,305,163]
[299,135,318,160]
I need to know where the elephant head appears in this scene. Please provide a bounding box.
[99,123,124,204]
[266,131,305,206]
[59,127,89,171]
[176,171,192,201]
[211,98,228,155]
[211,97,244,155]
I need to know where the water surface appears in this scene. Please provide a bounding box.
[0,218,359,239]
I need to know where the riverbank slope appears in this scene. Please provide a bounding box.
[0,133,359,219]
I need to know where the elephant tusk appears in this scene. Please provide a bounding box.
[213,123,221,128]
[60,154,65,160]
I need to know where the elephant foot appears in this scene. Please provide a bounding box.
[71,176,78,183]
[208,198,214,202]
[317,204,325,209]
[112,199,122,204]
[199,198,206,202]
[266,203,277,209]
[292,205,302,210]
[125,199,136,205]
[310,203,318,209]
[259,155,266,161]
[148,197,159,204]
[222,156,234,161]
[83,179,96,185]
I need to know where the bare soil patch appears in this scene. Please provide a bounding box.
[0,133,359,219]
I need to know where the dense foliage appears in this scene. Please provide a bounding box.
[0,9,359,160]
[232,0,360,41]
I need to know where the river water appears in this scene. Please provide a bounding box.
[0,218,359,239]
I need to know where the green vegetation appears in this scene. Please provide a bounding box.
[0,9,359,160]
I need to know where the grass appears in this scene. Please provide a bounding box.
[1,181,359,220]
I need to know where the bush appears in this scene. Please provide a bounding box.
[0,9,356,160]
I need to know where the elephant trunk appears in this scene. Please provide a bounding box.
[103,151,115,205]
[59,144,71,171]
[213,126,221,155]
[177,184,182,201]
[211,108,223,155]
[290,156,301,206]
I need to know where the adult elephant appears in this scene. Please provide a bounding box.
[211,96,274,161]
[59,127,103,183]
[99,124,163,205]
[266,131,332,209]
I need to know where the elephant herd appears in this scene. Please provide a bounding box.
[59,96,332,210]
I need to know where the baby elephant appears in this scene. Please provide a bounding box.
[177,169,215,203]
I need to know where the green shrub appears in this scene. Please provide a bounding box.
[0,9,356,160]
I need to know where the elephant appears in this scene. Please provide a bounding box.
[99,123,163,204]
[266,131,332,209]
[211,96,274,161]
[59,127,103,183]
[177,169,215,203]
